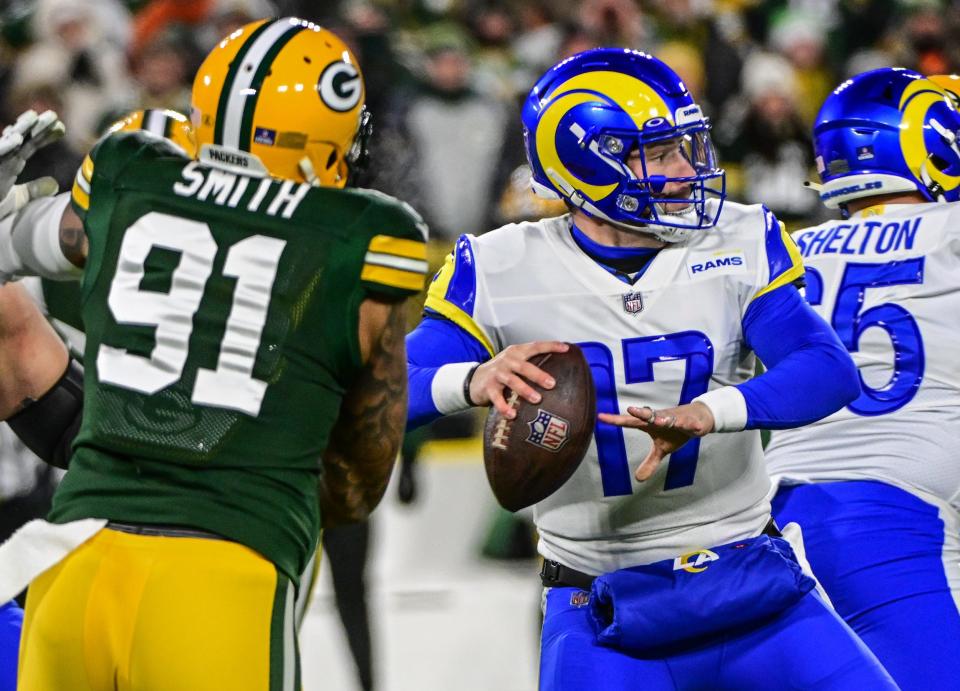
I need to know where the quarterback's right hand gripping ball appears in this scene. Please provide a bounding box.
[483,344,596,512]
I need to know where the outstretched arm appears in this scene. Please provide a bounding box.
[0,192,85,280]
[319,296,407,526]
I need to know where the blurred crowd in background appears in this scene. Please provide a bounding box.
[1,5,958,687]
[0,0,959,519]
[2,0,960,241]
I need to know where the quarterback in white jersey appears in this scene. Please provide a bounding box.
[407,49,895,690]
[766,67,960,691]
[429,205,789,573]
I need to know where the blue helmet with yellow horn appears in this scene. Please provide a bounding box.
[521,48,725,243]
[812,67,960,210]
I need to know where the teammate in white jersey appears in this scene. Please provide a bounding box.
[766,67,960,691]
[407,48,895,690]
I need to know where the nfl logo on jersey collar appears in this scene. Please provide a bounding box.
[622,291,644,314]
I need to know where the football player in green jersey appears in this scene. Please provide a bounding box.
[0,18,429,691]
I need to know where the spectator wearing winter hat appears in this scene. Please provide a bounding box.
[717,52,825,226]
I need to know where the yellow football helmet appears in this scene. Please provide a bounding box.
[106,109,197,158]
[191,17,369,187]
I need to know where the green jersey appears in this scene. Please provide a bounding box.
[50,132,428,579]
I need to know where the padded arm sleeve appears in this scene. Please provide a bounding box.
[737,285,860,429]
[6,358,83,468]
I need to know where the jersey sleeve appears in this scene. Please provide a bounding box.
[750,207,805,302]
[423,235,495,358]
[359,199,429,299]
[69,133,144,223]
[69,151,95,222]
[738,284,860,428]
[70,131,184,224]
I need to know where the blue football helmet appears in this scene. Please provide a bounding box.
[812,67,960,211]
[521,48,725,243]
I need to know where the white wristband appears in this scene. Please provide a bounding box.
[431,361,481,414]
[693,386,748,433]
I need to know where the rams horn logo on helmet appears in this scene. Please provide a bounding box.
[812,68,960,208]
[899,78,960,198]
[319,62,362,112]
[521,49,726,242]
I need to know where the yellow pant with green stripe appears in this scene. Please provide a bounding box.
[18,527,299,691]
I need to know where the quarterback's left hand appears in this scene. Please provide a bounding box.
[598,402,715,482]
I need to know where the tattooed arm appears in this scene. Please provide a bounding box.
[319,296,407,526]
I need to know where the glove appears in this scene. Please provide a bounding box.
[0,177,59,221]
[0,110,65,219]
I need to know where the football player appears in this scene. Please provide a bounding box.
[0,17,428,690]
[0,108,67,691]
[102,108,198,158]
[406,48,897,689]
[766,67,960,690]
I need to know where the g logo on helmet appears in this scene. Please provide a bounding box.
[899,78,960,201]
[318,61,362,112]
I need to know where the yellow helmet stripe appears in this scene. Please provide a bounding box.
[220,19,305,151]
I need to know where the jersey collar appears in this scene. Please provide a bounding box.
[849,203,887,218]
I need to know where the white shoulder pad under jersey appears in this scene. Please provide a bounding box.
[767,201,960,509]
[427,203,805,573]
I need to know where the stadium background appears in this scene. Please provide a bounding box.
[0,0,957,689]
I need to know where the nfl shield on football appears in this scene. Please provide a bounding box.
[482,344,596,512]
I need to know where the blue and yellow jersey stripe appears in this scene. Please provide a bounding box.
[423,236,494,357]
[753,208,804,301]
[70,154,94,217]
[360,234,428,293]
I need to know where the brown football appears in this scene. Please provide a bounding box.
[482,344,596,512]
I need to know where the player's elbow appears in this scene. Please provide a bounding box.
[323,481,390,527]
[799,341,860,422]
[319,442,399,527]
[827,345,861,408]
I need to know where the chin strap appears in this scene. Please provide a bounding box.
[918,158,946,201]
[298,157,319,186]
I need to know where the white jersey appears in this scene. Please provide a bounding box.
[767,202,960,509]
[426,203,805,574]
